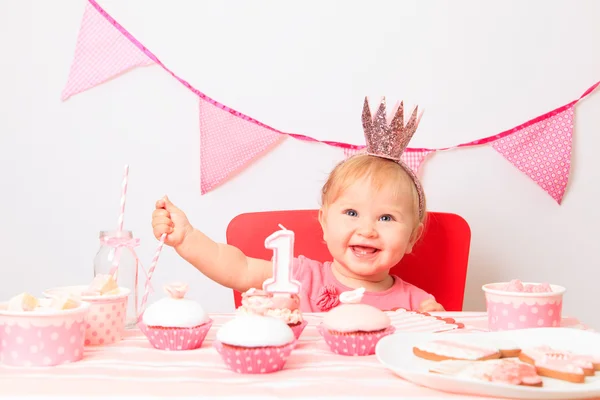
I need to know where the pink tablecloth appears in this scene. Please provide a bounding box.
[0,312,589,399]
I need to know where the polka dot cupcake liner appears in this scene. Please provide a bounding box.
[138,319,213,351]
[0,302,90,367]
[317,323,396,356]
[289,320,307,340]
[213,340,296,374]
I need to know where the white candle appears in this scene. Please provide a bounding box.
[262,224,301,294]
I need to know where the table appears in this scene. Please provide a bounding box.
[0,312,592,399]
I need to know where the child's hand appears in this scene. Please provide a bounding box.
[152,196,194,248]
[418,298,445,313]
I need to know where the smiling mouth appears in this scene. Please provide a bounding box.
[350,245,380,257]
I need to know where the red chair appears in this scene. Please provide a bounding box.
[226,210,471,311]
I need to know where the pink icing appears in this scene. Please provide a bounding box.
[432,359,542,386]
[535,357,585,374]
[488,361,542,385]
[576,354,600,365]
[544,353,594,370]
[498,280,552,293]
[523,346,598,372]
[417,340,499,360]
[316,285,340,312]
[164,283,189,299]
[323,303,390,333]
[238,289,303,325]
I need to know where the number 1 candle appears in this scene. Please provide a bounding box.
[262,224,301,294]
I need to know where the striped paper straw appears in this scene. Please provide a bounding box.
[117,164,129,233]
[138,233,167,319]
[108,247,122,280]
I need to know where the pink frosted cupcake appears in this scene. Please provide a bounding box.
[138,283,212,351]
[237,288,307,339]
[318,288,395,356]
[214,314,296,374]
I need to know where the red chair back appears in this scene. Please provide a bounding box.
[226,210,471,311]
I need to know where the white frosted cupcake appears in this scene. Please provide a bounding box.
[237,288,307,339]
[213,314,296,374]
[138,283,212,351]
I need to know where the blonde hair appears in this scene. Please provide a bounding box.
[320,154,427,229]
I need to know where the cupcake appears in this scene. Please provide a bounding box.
[237,288,307,339]
[138,283,212,351]
[213,314,296,374]
[318,288,395,356]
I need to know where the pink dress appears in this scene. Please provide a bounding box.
[291,255,434,312]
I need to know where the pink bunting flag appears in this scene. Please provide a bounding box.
[199,99,287,194]
[491,105,575,204]
[342,147,365,159]
[61,3,154,100]
[343,147,432,174]
[402,150,434,174]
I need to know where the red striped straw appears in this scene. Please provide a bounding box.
[138,233,167,319]
[117,164,129,233]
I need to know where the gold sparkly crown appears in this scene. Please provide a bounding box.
[361,97,421,161]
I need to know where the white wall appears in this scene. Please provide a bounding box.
[1,0,599,329]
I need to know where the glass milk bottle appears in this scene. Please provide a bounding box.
[93,230,139,329]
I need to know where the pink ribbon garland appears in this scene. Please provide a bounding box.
[85,0,599,154]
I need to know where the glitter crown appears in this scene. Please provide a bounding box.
[361,97,421,161]
[360,96,425,220]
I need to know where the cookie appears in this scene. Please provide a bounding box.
[413,339,501,361]
[430,358,543,387]
[519,346,599,383]
[473,338,521,358]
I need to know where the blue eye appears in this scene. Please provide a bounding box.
[379,214,394,222]
[344,209,358,217]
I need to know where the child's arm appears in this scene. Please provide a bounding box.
[152,196,272,293]
[175,228,272,293]
[418,298,445,312]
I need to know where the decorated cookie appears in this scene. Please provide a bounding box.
[518,346,600,383]
[430,358,543,387]
[413,339,502,362]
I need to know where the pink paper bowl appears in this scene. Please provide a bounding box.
[482,282,566,331]
[43,285,130,346]
[0,299,90,367]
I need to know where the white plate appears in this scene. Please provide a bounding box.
[375,328,600,399]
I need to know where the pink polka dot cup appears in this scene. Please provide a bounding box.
[482,282,566,331]
[43,286,130,346]
[0,299,90,367]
